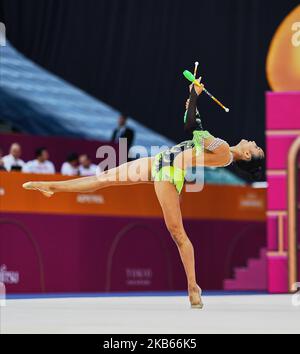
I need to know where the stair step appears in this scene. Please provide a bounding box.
[224,248,268,291]
[224,278,267,291]
[234,268,247,278]
[260,248,267,258]
[248,259,266,269]
[223,279,255,291]
[223,280,236,290]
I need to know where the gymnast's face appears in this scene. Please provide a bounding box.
[237,139,265,161]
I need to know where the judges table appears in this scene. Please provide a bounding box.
[0,172,266,294]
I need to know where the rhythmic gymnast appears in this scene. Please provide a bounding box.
[23,79,265,309]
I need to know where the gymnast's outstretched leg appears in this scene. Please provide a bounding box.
[23,157,153,197]
[154,181,203,309]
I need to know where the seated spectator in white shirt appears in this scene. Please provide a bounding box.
[61,153,79,176]
[3,143,25,172]
[78,154,98,176]
[0,147,6,171]
[23,147,55,175]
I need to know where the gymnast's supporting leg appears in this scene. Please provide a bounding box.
[154,181,203,309]
[23,158,153,196]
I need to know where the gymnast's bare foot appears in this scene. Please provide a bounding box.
[189,284,204,309]
[23,182,54,198]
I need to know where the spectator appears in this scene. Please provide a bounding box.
[61,153,79,176]
[79,154,98,176]
[111,115,135,154]
[0,147,6,171]
[3,143,25,172]
[23,147,55,174]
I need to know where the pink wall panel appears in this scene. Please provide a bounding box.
[0,213,266,293]
[267,135,298,169]
[267,217,278,251]
[266,92,300,130]
[267,255,289,293]
[267,92,300,293]
[267,175,287,210]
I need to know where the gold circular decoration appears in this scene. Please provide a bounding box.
[266,5,300,91]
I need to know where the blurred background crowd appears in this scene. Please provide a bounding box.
[0,114,135,176]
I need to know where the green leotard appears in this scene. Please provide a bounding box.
[151,130,213,194]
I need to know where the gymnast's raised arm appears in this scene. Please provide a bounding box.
[184,81,232,166]
[184,82,204,134]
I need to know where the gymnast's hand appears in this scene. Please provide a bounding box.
[189,78,204,96]
[185,99,190,111]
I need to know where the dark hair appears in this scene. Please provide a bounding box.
[67,153,79,163]
[234,156,264,181]
[35,147,47,158]
[80,154,91,160]
[120,114,128,121]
